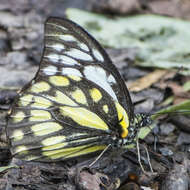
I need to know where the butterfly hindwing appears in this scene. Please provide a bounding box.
[7,76,120,161]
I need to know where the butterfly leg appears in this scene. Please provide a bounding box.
[136,137,145,173]
[143,144,153,172]
[137,138,154,173]
[89,144,111,168]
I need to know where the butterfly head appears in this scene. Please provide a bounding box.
[135,113,152,128]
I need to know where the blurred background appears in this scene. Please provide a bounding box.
[0,0,190,89]
[0,1,190,190]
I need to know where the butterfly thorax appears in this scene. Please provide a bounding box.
[119,113,151,146]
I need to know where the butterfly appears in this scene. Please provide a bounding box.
[6,17,150,162]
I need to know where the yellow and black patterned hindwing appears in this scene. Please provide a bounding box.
[6,17,139,162]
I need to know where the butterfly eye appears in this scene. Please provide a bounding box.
[140,114,152,127]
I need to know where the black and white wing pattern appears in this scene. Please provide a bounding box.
[6,17,136,162]
[43,18,134,119]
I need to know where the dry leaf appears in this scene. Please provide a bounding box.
[128,70,167,92]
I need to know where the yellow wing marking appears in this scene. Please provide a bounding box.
[31,122,62,136]
[11,130,24,141]
[70,88,87,105]
[32,97,52,108]
[29,110,51,121]
[25,155,42,161]
[42,142,68,151]
[15,145,28,154]
[60,106,109,131]
[11,111,25,123]
[19,94,33,106]
[30,81,50,93]
[49,76,70,86]
[115,102,129,138]
[42,136,67,151]
[43,136,100,152]
[68,75,81,81]
[42,144,106,159]
[90,88,102,102]
[103,105,109,113]
[47,91,77,106]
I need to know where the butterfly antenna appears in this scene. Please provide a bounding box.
[89,144,111,168]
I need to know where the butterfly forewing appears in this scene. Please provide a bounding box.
[42,18,134,119]
[6,17,134,161]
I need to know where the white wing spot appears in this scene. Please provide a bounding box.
[46,43,65,52]
[66,49,93,61]
[107,74,116,84]
[60,34,76,41]
[79,43,89,52]
[45,54,79,66]
[46,22,67,31]
[43,66,58,75]
[59,55,79,65]
[45,54,59,62]
[83,66,117,100]
[92,49,104,62]
[62,68,82,77]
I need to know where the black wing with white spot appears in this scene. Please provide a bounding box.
[41,17,134,120]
